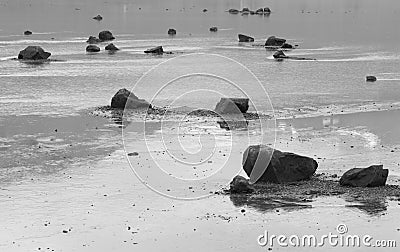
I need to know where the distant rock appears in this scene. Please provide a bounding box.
[229,175,255,193]
[366,76,377,82]
[214,98,249,114]
[203,9,208,12]
[24,30,32,35]
[111,88,151,109]
[217,119,248,130]
[18,46,51,60]
[339,165,388,187]
[265,36,287,47]
[281,43,294,49]
[241,7,250,13]
[209,27,218,32]
[93,14,103,21]
[242,145,318,183]
[86,36,101,44]
[105,43,119,51]
[228,9,239,14]
[238,34,254,42]
[264,7,271,13]
[144,46,164,55]
[168,28,176,35]
[255,8,264,15]
[98,30,115,41]
[86,45,100,52]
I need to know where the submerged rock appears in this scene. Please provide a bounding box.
[168,28,176,35]
[18,46,51,60]
[111,88,151,109]
[144,46,164,55]
[366,76,377,82]
[86,45,100,52]
[242,145,318,183]
[87,36,101,44]
[230,175,255,193]
[105,43,119,51]
[238,34,254,42]
[98,30,115,41]
[265,36,287,47]
[339,165,388,187]
[214,98,249,114]
[93,14,103,21]
[209,27,218,32]
[24,30,32,35]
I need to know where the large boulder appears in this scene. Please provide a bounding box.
[214,98,249,114]
[229,175,255,193]
[339,165,388,187]
[168,28,176,35]
[366,76,377,82]
[87,36,101,44]
[265,36,286,47]
[18,46,51,60]
[105,43,119,51]
[238,34,254,42]
[98,30,115,41]
[144,46,164,55]
[242,145,318,183]
[86,45,100,52]
[111,88,151,109]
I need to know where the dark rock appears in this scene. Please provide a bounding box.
[281,43,294,49]
[214,98,249,114]
[86,36,101,44]
[250,11,255,15]
[228,9,239,14]
[24,30,32,35]
[168,28,176,35]
[339,165,388,187]
[209,27,218,32]
[203,9,208,12]
[241,8,250,13]
[273,50,288,59]
[111,88,151,109]
[229,175,255,193]
[255,8,264,14]
[238,34,254,42]
[128,152,139,156]
[86,45,100,52]
[264,7,271,13]
[265,36,287,47]
[98,30,115,41]
[217,119,248,130]
[18,46,51,60]
[242,145,318,183]
[366,76,377,82]
[93,14,103,21]
[105,43,119,51]
[144,46,164,55]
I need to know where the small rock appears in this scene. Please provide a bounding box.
[209,27,218,32]
[86,45,100,52]
[228,9,239,14]
[128,152,139,156]
[144,46,164,55]
[168,28,176,35]
[86,36,101,44]
[99,30,115,41]
[93,14,103,21]
[366,76,377,82]
[203,9,207,12]
[238,34,254,42]
[18,46,51,60]
[105,43,119,51]
[339,165,388,187]
[24,30,32,35]
[229,175,255,193]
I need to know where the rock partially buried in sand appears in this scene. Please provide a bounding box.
[93,14,103,21]
[168,28,176,36]
[273,50,315,60]
[242,145,318,183]
[229,175,255,193]
[265,36,287,47]
[144,46,164,55]
[339,165,388,187]
[86,45,100,52]
[87,36,101,44]
[217,119,248,130]
[238,34,254,42]
[209,27,218,32]
[105,43,119,51]
[214,98,249,114]
[111,88,151,109]
[18,46,51,60]
[228,9,239,14]
[366,76,377,82]
[24,30,32,35]
[98,30,115,41]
